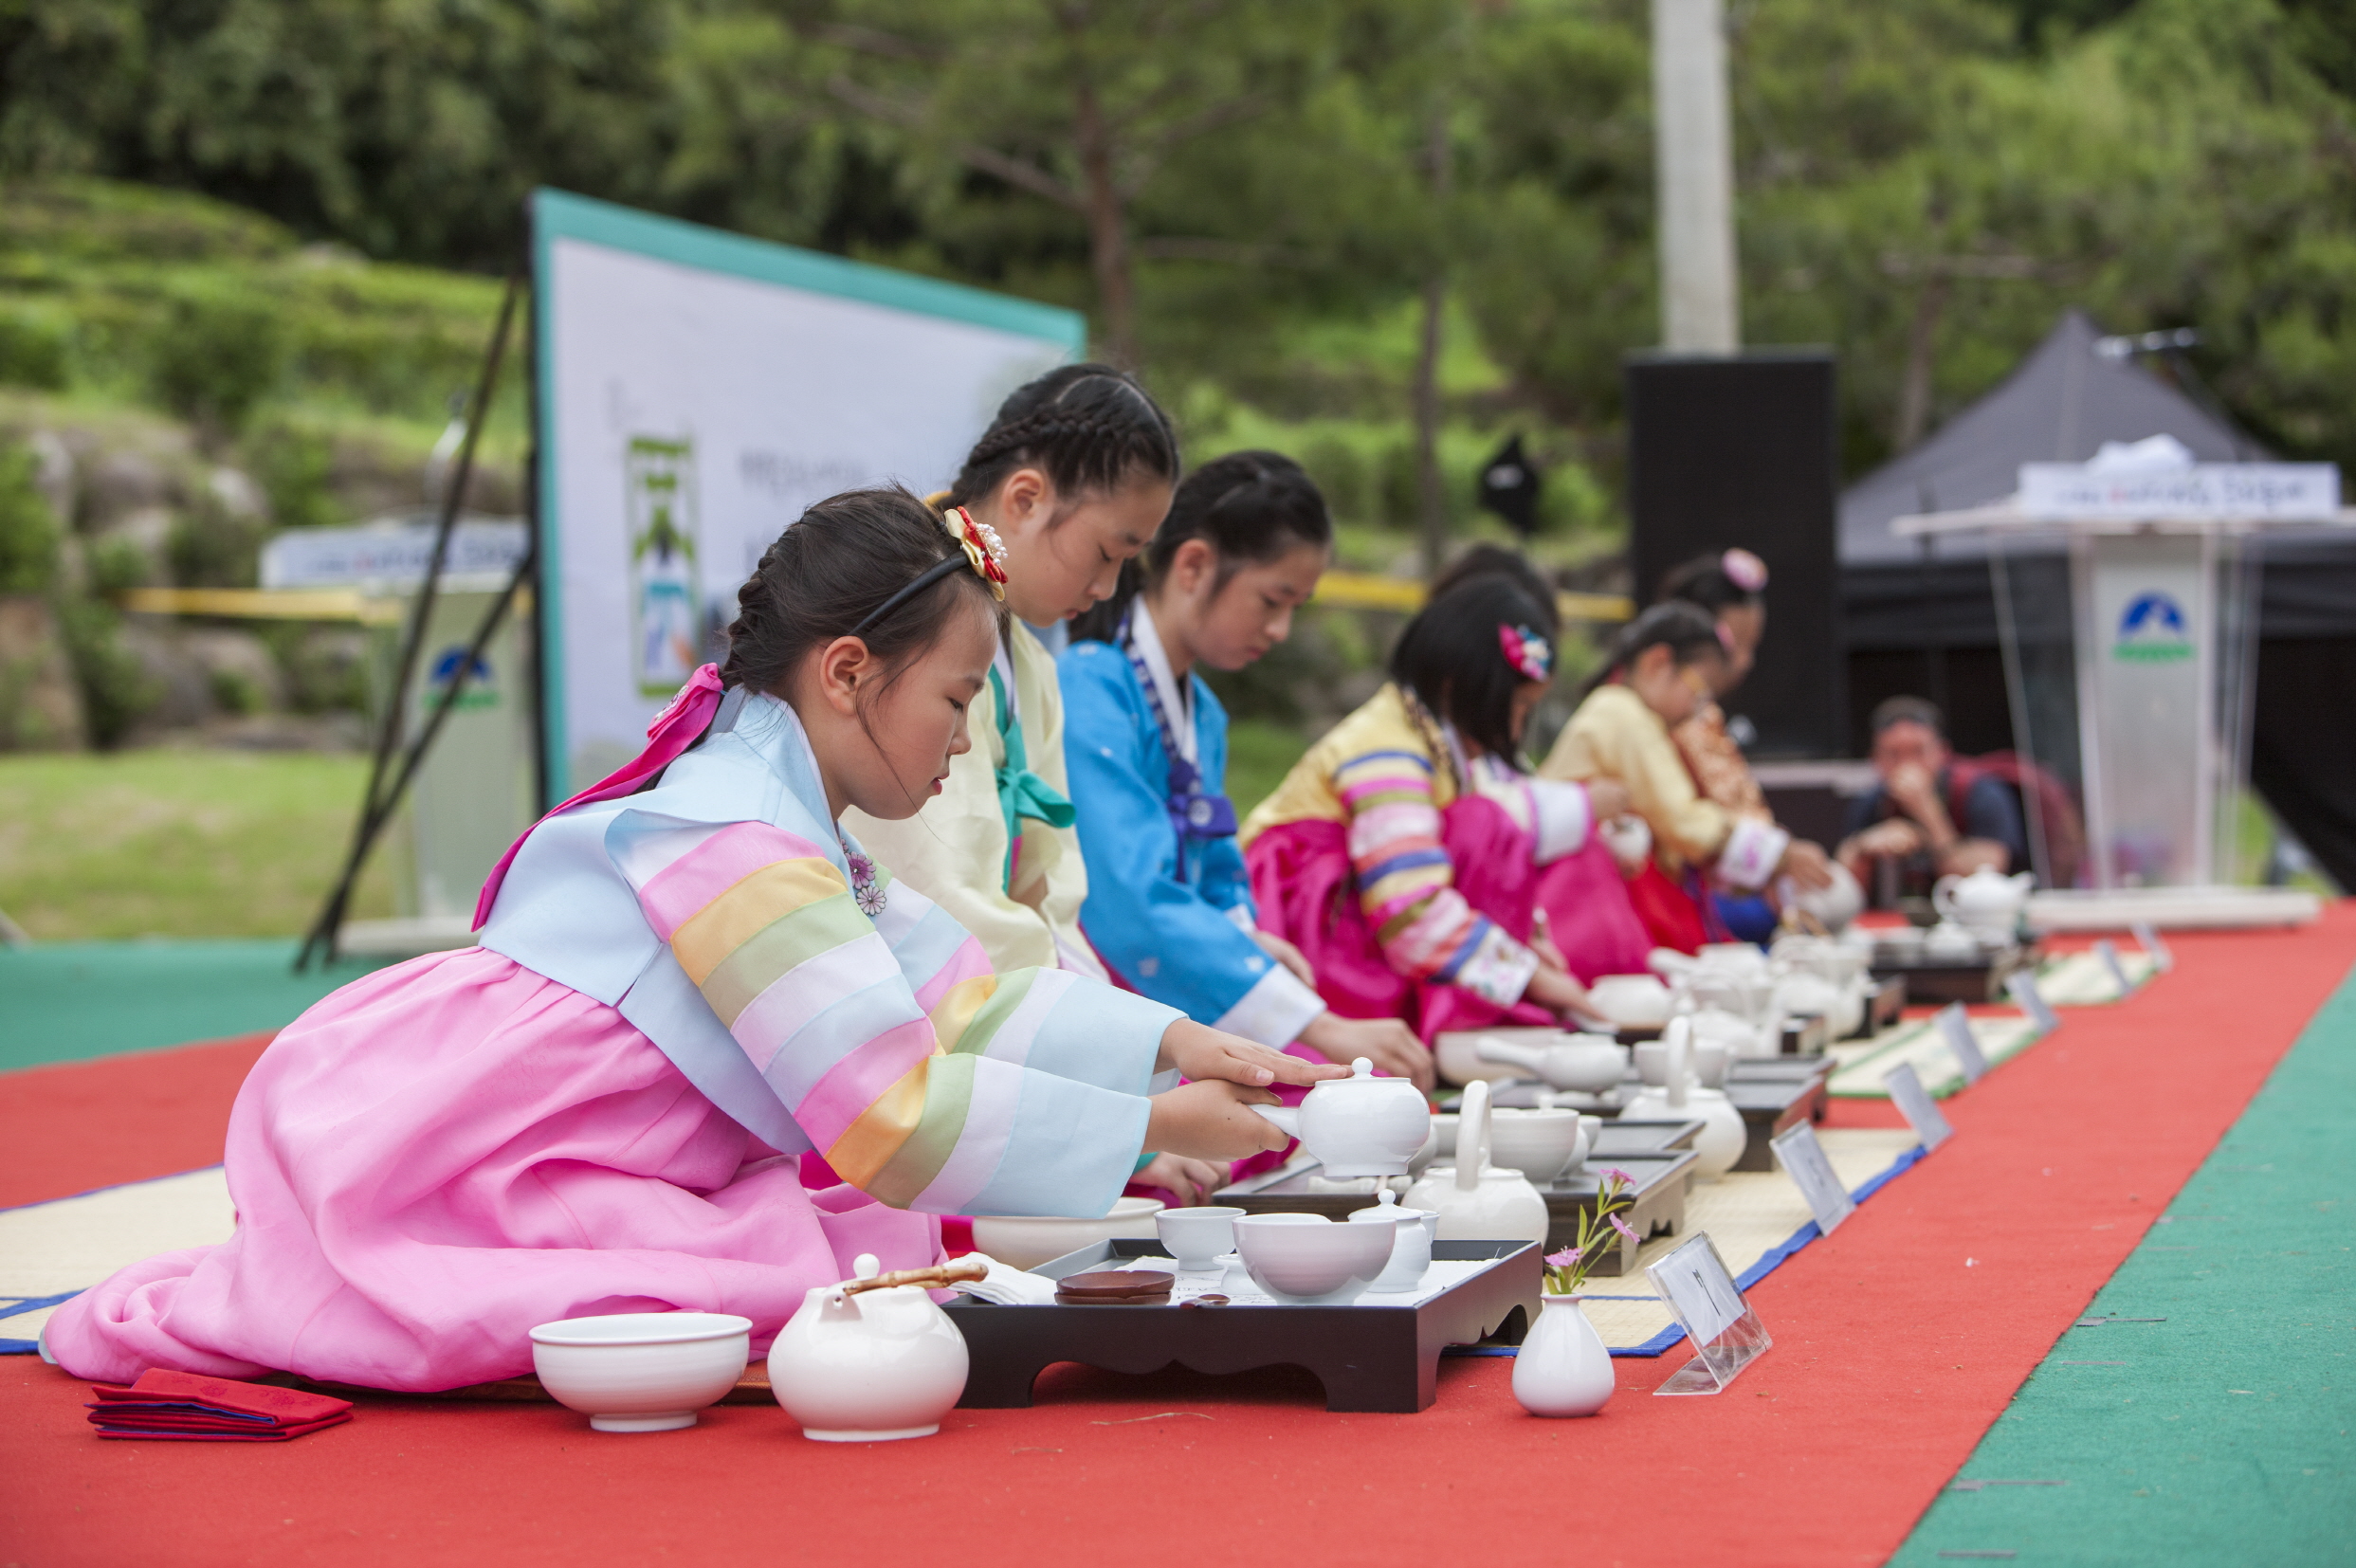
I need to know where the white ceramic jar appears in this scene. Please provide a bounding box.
[1512,1296,1615,1417]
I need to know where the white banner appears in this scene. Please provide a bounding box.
[533,190,1083,798]
[2018,462,2339,520]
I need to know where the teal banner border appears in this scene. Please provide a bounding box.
[528,187,1087,803]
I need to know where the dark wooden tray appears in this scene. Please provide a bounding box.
[943,1238,1541,1413]
[1213,1137,1695,1278]
[1869,942,2040,1006]
[1457,1057,1830,1174]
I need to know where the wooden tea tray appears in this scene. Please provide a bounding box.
[1213,1135,1696,1278]
[1869,940,2040,1006]
[944,1238,1541,1413]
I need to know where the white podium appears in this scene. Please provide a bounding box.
[1894,454,2345,928]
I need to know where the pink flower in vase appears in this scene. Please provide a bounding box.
[1609,1212,1642,1244]
[1545,1247,1583,1269]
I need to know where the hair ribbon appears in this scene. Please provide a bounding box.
[1499,623,1552,683]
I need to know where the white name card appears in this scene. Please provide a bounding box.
[1771,1121,1855,1236]
[1650,1231,1747,1344]
[1647,1232,1773,1395]
[2018,462,2339,520]
[1881,1062,1954,1152]
[2006,970,2060,1034]
[1936,1002,1989,1086]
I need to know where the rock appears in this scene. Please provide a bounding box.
[83,449,174,531]
[27,430,74,524]
[118,618,214,731]
[90,506,176,584]
[0,593,89,749]
[181,626,286,714]
[208,465,269,521]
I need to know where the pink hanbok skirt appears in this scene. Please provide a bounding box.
[1245,795,1653,1043]
[42,947,938,1392]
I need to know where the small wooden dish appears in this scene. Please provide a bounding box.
[1053,1269,1174,1304]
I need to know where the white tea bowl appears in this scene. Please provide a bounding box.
[1587,973,1673,1028]
[1233,1212,1397,1304]
[1155,1206,1245,1271]
[529,1311,752,1433]
[970,1196,1164,1270]
[1485,1106,1591,1184]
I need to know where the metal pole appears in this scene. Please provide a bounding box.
[1651,0,1740,354]
[297,272,522,971]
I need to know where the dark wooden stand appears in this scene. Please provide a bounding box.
[944,1240,1541,1413]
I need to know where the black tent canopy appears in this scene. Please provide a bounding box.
[1837,311,2356,890]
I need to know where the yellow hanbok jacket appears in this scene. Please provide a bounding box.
[843,622,1100,976]
[1541,683,1785,890]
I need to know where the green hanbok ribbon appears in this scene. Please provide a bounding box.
[990,664,1075,891]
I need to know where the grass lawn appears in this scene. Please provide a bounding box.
[0,749,394,940]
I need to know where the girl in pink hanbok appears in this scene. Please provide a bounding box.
[1240,571,1650,1048]
[45,487,1334,1393]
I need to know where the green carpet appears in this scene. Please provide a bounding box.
[1890,969,2356,1566]
[0,940,391,1072]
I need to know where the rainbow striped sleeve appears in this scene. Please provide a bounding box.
[1333,747,1539,1009]
[613,817,1175,1218]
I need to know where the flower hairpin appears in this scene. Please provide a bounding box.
[943,506,1010,601]
[1499,623,1552,684]
[1721,547,1768,593]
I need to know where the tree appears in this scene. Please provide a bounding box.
[809,0,1336,369]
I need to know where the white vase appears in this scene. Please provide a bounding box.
[1512,1294,1615,1417]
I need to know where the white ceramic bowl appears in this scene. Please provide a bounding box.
[1233,1212,1397,1304]
[1155,1206,1244,1271]
[529,1311,752,1432]
[1587,973,1672,1028]
[1485,1106,1588,1183]
[1635,1037,1730,1089]
[969,1196,1164,1271]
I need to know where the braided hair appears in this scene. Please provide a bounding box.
[945,363,1179,512]
[1069,449,1332,644]
[722,485,1002,698]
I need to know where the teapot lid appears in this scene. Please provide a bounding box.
[1324,1056,1400,1085]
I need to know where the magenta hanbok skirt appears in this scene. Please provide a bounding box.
[43,948,939,1392]
[1245,795,1653,1043]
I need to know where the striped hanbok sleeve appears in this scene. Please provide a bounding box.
[1334,747,1539,1009]
[612,814,1180,1219]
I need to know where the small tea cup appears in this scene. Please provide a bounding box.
[1154,1206,1245,1272]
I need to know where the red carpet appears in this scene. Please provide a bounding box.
[0,1032,270,1209]
[3,914,2349,1568]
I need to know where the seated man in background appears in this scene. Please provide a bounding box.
[1838,697,2030,902]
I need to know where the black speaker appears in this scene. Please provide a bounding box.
[1625,351,1843,757]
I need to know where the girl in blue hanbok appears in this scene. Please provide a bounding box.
[1060,452,1431,1169]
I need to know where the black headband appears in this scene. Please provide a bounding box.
[850,556,969,638]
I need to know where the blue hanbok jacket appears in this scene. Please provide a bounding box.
[1059,636,1327,1048]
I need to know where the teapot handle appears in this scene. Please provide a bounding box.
[1455,1078,1489,1193]
[1663,1016,1692,1110]
[1932,875,1962,921]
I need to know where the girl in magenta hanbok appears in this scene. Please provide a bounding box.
[45,488,1333,1393]
[1240,571,1651,1048]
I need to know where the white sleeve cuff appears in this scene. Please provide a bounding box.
[1211,962,1329,1048]
[1222,903,1258,936]
[1717,817,1790,891]
[1527,779,1595,865]
[1453,926,1541,1009]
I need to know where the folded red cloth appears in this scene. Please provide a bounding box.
[86,1369,354,1441]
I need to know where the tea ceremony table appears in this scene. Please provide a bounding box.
[5,908,2351,1568]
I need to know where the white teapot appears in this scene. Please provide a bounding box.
[1251,1056,1432,1179]
[1934,866,2034,941]
[1620,1019,1745,1181]
[1472,1030,1629,1094]
[1403,1078,1551,1244]
[767,1253,970,1443]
